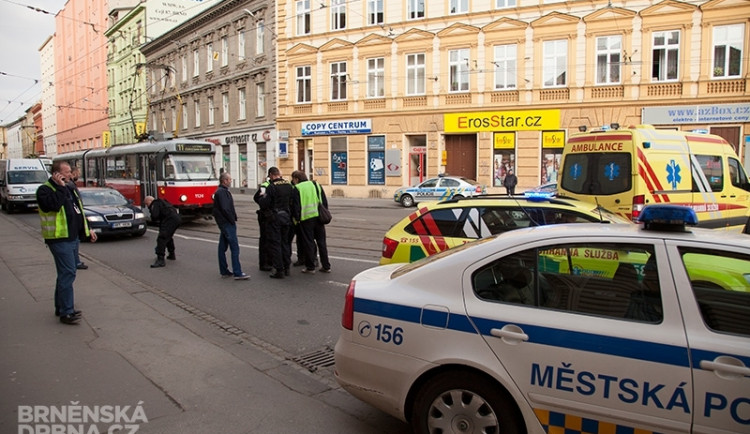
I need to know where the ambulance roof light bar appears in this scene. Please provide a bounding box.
[637,205,698,231]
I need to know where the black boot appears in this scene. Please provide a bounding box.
[151,256,166,268]
[167,252,176,260]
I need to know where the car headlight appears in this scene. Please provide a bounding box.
[180,194,188,202]
[135,212,145,219]
[86,215,104,222]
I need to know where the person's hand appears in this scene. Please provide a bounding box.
[52,172,67,186]
[89,232,97,243]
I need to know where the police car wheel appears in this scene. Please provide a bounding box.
[401,194,415,207]
[412,370,525,434]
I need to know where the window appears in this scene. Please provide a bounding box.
[449,48,470,92]
[543,39,567,87]
[729,158,750,192]
[493,44,517,90]
[256,20,265,55]
[560,152,632,195]
[367,57,385,98]
[596,35,621,85]
[206,43,214,73]
[681,247,750,336]
[330,61,347,101]
[495,0,516,8]
[331,0,346,31]
[652,30,679,82]
[193,49,199,77]
[368,136,385,185]
[408,0,424,20]
[238,88,246,120]
[406,53,426,95]
[694,155,723,192]
[713,24,744,78]
[181,55,187,82]
[238,30,245,61]
[221,92,229,123]
[296,0,310,36]
[207,96,215,125]
[181,103,187,130]
[221,36,228,67]
[331,137,348,185]
[257,83,265,117]
[450,0,467,14]
[472,243,662,322]
[194,99,200,128]
[367,0,383,26]
[296,65,312,103]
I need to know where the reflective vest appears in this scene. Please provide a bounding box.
[39,181,90,240]
[296,180,320,222]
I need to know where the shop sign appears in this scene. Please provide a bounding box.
[445,109,560,132]
[302,119,372,136]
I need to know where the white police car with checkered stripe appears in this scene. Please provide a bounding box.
[334,205,750,434]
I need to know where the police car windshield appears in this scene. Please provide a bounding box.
[392,236,496,278]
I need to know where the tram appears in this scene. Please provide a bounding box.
[54,139,219,219]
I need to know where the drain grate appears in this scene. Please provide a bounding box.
[289,346,335,372]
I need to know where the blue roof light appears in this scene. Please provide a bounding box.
[638,205,698,230]
[523,191,555,201]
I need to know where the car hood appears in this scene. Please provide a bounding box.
[83,204,138,215]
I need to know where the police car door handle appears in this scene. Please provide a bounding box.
[490,325,529,344]
[699,359,750,378]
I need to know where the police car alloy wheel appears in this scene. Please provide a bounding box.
[412,370,525,434]
[401,194,415,207]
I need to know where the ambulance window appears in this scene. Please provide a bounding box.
[473,243,662,322]
[405,208,462,238]
[680,247,750,337]
[693,155,723,192]
[594,154,631,195]
[728,158,750,192]
[561,153,631,195]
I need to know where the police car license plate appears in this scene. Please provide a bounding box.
[113,222,132,228]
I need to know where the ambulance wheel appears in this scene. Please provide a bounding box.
[412,370,525,434]
[401,194,415,207]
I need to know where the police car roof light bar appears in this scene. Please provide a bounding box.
[638,205,698,231]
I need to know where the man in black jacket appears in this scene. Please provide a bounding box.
[213,173,249,280]
[258,167,294,278]
[144,196,181,268]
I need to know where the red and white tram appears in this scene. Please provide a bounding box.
[54,139,219,219]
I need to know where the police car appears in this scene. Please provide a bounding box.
[335,205,750,434]
[381,193,630,264]
[394,175,486,207]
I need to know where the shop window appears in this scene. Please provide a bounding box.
[331,137,348,185]
[493,132,516,188]
[368,136,385,185]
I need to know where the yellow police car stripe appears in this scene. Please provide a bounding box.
[533,408,657,434]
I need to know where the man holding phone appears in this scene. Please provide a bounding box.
[37,161,97,325]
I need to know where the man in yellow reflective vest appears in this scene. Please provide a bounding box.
[290,170,331,274]
[37,161,97,325]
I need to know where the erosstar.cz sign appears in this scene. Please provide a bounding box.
[444,110,560,133]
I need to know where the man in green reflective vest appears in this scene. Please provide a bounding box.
[37,161,97,325]
[290,170,331,274]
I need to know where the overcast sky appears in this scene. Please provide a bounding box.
[0,0,67,126]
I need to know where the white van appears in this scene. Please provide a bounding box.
[0,159,50,213]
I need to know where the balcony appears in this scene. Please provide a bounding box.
[445,93,471,105]
[707,79,746,94]
[490,91,519,103]
[327,101,349,112]
[591,85,624,99]
[539,88,570,101]
[646,82,682,97]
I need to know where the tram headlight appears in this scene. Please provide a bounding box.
[180,194,188,202]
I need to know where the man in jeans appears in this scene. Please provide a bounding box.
[212,173,249,280]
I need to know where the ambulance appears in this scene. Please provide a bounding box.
[559,125,750,230]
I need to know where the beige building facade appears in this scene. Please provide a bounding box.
[275,0,750,197]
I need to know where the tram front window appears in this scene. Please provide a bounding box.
[168,155,216,180]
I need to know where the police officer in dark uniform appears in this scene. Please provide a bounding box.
[144,195,181,268]
[253,174,272,271]
[258,167,294,278]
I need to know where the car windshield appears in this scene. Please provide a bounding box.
[391,236,496,278]
[8,170,48,184]
[79,189,129,206]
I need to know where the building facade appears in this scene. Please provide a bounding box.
[105,5,149,146]
[141,0,277,189]
[275,0,750,197]
[54,0,110,154]
[39,36,57,158]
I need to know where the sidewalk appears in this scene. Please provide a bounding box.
[0,212,390,433]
